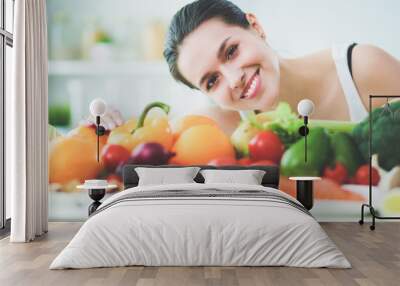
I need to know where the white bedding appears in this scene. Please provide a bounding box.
[50,183,351,269]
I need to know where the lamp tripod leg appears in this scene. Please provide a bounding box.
[359,204,365,225]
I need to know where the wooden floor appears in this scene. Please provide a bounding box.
[0,222,399,286]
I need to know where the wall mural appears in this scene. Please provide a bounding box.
[47,0,400,220]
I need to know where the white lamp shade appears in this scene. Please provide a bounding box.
[89,98,107,117]
[297,99,315,116]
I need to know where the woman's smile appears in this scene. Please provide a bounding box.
[240,67,261,100]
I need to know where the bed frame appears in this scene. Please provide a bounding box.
[122,165,280,189]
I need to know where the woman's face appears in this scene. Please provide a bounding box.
[177,16,280,111]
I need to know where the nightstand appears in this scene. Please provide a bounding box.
[289,177,321,210]
[77,183,117,216]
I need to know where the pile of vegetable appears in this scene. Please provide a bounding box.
[232,101,399,186]
[352,100,400,171]
[49,100,400,192]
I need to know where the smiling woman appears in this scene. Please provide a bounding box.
[164,0,400,126]
[177,18,279,112]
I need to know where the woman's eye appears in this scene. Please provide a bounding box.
[226,44,238,60]
[206,74,218,91]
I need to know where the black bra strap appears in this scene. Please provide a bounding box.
[347,43,357,79]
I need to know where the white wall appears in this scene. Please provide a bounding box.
[47,0,400,58]
[239,0,400,58]
[47,0,400,128]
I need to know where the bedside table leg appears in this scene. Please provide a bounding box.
[88,189,106,216]
[88,201,102,216]
[296,180,314,210]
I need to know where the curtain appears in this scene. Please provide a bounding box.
[8,0,48,242]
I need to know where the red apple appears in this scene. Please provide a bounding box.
[101,144,131,171]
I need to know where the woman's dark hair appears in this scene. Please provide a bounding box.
[163,0,249,89]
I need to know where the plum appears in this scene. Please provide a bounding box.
[130,142,175,165]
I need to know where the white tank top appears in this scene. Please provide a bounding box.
[332,43,368,122]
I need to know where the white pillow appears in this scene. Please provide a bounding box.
[135,167,200,186]
[200,169,266,185]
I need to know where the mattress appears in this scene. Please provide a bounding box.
[50,183,351,269]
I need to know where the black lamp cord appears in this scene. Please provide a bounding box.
[96,116,100,162]
[304,116,308,162]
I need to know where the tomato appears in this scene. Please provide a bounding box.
[105,174,123,193]
[107,173,122,183]
[323,163,348,184]
[248,131,285,164]
[208,157,237,166]
[238,157,252,166]
[354,164,380,186]
[101,144,131,171]
[346,176,357,185]
[250,160,277,166]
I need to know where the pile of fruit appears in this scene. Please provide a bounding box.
[49,100,400,197]
[49,101,237,191]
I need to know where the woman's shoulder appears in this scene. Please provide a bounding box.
[352,44,396,69]
[352,44,400,83]
[331,43,388,60]
[351,44,400,106]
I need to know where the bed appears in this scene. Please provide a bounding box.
[50,165,351,269]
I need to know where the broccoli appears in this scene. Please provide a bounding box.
[259,102,303,148]
[352,100,400,171]
[267,123,302,149]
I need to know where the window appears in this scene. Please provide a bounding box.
[0,0,14,233]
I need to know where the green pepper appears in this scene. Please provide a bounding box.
[280,127,333,176]
[329,132,365,176]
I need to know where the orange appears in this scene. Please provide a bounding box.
[171,115,218,142]
[49,136,104,184]
[171,124,235,165]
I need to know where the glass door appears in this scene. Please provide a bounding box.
[0,0,13,231]
[0,0,4,229]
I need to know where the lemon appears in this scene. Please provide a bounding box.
[381,189,400,215]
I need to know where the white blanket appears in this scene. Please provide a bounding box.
[50,183,351,269]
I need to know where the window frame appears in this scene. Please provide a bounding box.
[0,0,14,234]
